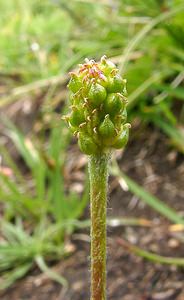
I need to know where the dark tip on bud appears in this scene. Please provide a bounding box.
[92,108,97,115]
[61,115,69,121]
[93,127,98,134]
[79,122,87,129]
[69,72,77,78]
[73,131,78,136]
[125,123,131,129]
[101,55,107,63]
[110,69,118,76]
[117,93,127,102]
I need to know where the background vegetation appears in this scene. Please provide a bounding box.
[0,0,184,291]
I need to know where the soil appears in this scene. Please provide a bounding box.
[0,124,184,300]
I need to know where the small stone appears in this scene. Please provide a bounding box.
[168,238,180,248]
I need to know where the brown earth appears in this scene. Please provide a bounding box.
[0,126,184,300]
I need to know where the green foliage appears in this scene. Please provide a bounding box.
[0,220,67,290]
[1,116,88,223]
[0,114,89,288]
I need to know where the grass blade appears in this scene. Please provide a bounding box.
[111,161,184,225]
[153,118,184,153]
[0,263,32,290]
[35,255,68,287]
[118,238,184,266]
[119,4,184,73]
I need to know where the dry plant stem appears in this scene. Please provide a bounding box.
[89,153,109,300]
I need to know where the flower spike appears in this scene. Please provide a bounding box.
[63,57,131,300]
[64,56,130,154]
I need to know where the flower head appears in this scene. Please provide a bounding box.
[64,56,130,154]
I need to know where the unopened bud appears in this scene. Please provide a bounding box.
[78,134,98,155]
[68,73,82,93]
[104,93,124,117]
[99,115,115,138]
[70,107,85,127]
[114,124,130,149]
[107,74,125,93]
[88,83,107,106]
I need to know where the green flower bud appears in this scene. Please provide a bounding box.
[100,55,117,75]
[88,83,107,106]
[68,73,82,93]
[113,124,130,149]
[78,133,98,155]
[99,115,116,145]
[104,93,124,117]
[70,107,85,127]
[107,74,125,93]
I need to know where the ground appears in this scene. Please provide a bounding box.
[0,127,184,300]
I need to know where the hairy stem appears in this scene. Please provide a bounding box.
[89,153,109,300]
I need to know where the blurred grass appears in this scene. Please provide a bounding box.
[0,113,89,288]
[0,0,184,290]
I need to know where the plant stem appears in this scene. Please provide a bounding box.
[89,153,109,300]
